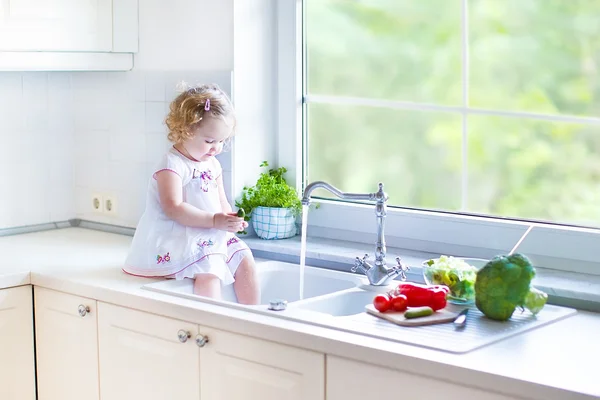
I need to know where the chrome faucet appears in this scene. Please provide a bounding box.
[301,181,409,286]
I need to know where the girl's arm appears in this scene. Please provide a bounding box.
[216,174,233,213]
[216,173,248,230]
[156,170,240,231]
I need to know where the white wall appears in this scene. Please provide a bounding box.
[75,0,236,228]
[71,69,233,228]
[0,72,74,228]
[0,0,281,231]
[135,0,233,71]
[232,0,277,198]
[0,0,238,230]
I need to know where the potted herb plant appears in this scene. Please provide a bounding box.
[235,161,302,240]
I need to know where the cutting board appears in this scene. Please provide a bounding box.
[365,304,458,327]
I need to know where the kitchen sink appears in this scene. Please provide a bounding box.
[290,288,378,317]
[141,259,365,305]
[140,257,578,354]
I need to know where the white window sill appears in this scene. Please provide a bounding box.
[244,234,600,311]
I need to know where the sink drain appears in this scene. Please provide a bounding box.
[268,299,288,311]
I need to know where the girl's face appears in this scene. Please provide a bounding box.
[183,116,232,162]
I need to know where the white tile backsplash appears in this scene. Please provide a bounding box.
[109,133,147,163]
[145,72,166,102]
[0,71,74,229]
[108,161,149,196]
[145,133,171,165]
[144,101,166,134]
[75,130,110,163]
[0,69,233,230]
[107,72,146,103]
[113,101,146,135]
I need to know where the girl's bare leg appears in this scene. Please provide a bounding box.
[193,274,222,299]
[233,256,260,305]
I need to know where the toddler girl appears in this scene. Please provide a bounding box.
[123,83,260,305]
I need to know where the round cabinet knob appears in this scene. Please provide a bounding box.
[78,305,90,317]
[177,330,191,343]
[195,334,209,348]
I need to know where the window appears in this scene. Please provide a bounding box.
[276,0,600,275]
[304,0,600,228]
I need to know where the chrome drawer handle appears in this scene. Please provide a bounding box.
[195,334,209,347]
[78,305,90,317]
[178,330,191,343]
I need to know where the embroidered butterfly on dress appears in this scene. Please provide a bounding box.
[192,168,216,192]
[198,239,214,248]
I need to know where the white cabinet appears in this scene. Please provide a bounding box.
[0,0,113,52]
[97,302,201,400]
[327,356,521,400]
[0,285,35,400]
[0,0,138,71]
[34,287,99,400]
[97,302,325,400]
[200,326,324,400]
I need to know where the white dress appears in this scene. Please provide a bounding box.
[123,147,250,285]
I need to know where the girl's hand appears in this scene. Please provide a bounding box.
[213,213,245,232]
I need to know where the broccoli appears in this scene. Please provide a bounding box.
[474,253,548,321]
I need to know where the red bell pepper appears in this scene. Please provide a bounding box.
[392,282,448,311]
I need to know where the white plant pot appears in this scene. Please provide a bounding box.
[251,206,297,240]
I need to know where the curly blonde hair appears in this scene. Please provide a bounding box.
[165,82,236,144]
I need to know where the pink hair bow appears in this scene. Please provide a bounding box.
[204,99,210,111]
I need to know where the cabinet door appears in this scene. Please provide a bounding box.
[0,0,113,51]
[200,327,325,400]
[0,285,35,400]
[327,356,521,400]
[97,302,200,400]
[35,287,99,400]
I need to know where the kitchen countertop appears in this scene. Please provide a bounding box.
[1,227,598,400]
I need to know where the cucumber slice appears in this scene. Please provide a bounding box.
[404,306,434,319]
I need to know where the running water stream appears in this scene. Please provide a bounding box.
[299,204,309,300]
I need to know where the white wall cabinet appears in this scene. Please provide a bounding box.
[0,0,112,52]
[0,0,138,71]
[98,302,325,400]
[34,287,99,400]
[0,285,36,400]
[327,355,522,400]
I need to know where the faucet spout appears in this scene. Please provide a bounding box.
[301,181,376,206]
[302,180,405,286]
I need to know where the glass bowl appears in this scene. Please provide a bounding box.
[422,256,488,305]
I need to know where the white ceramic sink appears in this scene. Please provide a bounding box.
[141,259,364,305]
[291,288,377,316]
[140,257,578,354]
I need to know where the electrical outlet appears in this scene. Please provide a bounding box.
[105,196,117,215]
[92,194,104,213]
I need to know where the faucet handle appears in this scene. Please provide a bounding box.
[394,257,410,281]
[351,254,369,272]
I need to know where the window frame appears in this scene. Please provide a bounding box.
[276,0,600,275]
